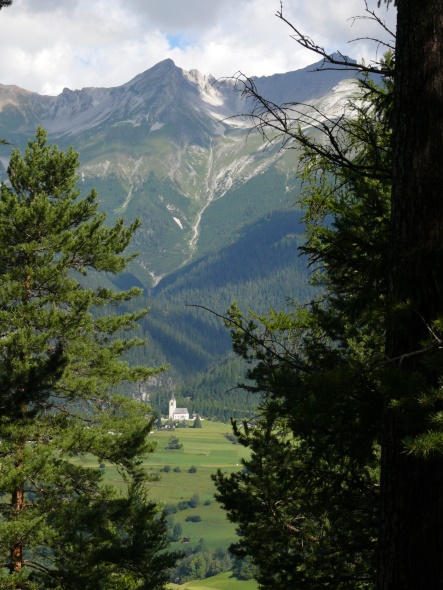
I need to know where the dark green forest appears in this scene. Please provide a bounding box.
[122,205,314,421]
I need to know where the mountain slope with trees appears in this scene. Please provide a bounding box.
[0,55,366,288]
[0,50,374,423]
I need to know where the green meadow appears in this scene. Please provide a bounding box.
[167,571,259,590]
[76,420,259,588]
[81,420,249,552]
[146,420,248,551]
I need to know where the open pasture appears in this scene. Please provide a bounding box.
[167,571,258,590]
[147,421,249,550]
[78,420,250,551]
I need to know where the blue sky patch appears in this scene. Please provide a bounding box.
[166,34,192,49]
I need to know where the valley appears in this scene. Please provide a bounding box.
[0,50,375,588]
[0,55,360,420]
[77,420,258,588]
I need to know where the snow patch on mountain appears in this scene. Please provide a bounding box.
[81,160,111,177]
[148,271,165,288]
[315,79,360,118]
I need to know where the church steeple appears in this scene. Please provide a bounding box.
[169,393,176,419]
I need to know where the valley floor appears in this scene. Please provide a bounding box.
[167,570,258,590]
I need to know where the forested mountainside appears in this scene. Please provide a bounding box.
[0,56,360,419]
[128,208,314,420]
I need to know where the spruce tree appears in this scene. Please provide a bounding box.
[0,128,177,588]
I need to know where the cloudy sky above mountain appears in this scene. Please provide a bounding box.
[0,0,395,95]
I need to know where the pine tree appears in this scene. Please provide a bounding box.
[213,72,391,587]
[0,128,177,588]
[217,0,443,586]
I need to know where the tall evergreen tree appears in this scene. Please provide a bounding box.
[213,72,391,588]
[379,0,443,587]
[217,0,443,586]
[0,128,177,588]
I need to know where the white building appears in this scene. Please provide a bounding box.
[169,393,189,421]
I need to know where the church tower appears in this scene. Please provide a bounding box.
[169,393,176,420]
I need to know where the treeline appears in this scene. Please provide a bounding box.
[168,541,255,584]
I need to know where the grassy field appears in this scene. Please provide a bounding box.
[146,420,249,551]
[75,420,259,587]
[167,571,258,590]
[80,420,250,552]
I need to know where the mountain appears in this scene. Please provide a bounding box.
[0,56,360,283]
[0,57,362,416]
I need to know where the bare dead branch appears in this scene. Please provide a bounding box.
[226,72,391,181]
[276,1,394,77]
[350,1,396,40]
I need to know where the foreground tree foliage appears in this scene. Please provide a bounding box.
[216,1,443,587]
[0,129,178,588]
[213,70,391,588]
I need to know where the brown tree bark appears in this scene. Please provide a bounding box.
[379,1,443,588]
[10,486,24,574]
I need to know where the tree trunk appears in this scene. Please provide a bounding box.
[10,485,24,574]
[379,1,443,588]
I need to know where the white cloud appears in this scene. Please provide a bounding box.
[0,0,396,95]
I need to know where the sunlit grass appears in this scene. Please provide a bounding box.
[73,420,250,551]
[167,570,258,590]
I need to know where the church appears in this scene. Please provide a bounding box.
[169,393,189,421]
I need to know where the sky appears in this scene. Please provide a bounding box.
[0,0,396,96]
